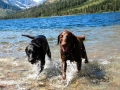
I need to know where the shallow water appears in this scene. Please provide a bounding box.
[0,12,120,90]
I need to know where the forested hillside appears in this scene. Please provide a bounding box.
[1,0,120,19]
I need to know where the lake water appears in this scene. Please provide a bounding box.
[0,12,120,90]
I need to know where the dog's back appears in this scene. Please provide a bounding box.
[35,35,46,40]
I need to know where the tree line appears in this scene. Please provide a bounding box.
[1,0,120,19]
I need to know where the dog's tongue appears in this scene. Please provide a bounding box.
[62,46,68,52]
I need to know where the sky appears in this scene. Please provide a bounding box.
[33,0,43,3]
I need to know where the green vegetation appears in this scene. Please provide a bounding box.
[0,9,17,17]
[1,0,120,19]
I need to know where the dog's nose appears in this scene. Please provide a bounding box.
[62,43,66,47]
[61,42,66,46]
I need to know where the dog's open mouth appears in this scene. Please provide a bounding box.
[62,44,70,52]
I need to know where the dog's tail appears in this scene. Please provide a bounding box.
[81,35,85,41]
[78,35,85,41]
[22,34,35,39]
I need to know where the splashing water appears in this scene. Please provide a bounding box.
[23,57,81,89]
[44,60,79,88]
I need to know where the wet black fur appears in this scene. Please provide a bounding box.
[22,34,51,73]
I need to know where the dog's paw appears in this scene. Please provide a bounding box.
[62,74,66,80]
[85,60,89,63]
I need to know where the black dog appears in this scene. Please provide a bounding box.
[22,34,51,73]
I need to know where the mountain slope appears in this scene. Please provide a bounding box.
[0,0,21,10]
[0,0,21,17]
[2,0,37,9]
[2,0,48,9]
[1,0,120,19]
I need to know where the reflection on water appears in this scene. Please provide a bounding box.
[0,12,120,89]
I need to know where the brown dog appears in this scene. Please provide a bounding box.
[58,30,88,79]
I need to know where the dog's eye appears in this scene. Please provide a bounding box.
[60,35,63,38]
[66,35,68,38]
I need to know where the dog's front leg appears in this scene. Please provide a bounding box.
[39,59,45,73]
[76,59,82,72]
[62,60,67,80]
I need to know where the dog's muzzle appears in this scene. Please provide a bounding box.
[28,58,36,64]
